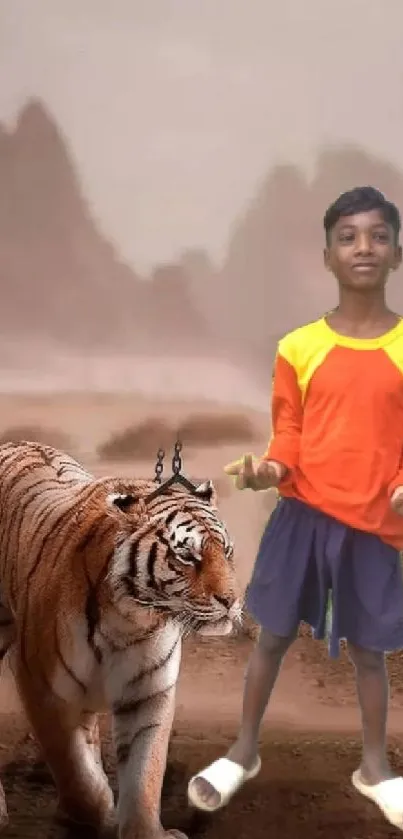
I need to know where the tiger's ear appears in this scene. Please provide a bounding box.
[194,480,217,505]
[107,492,137,512]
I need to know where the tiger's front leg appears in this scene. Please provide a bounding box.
[15,660,115,833]
[105,627,186,839]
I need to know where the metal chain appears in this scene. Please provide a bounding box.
[172,439,182,475]
[154,448,165,483]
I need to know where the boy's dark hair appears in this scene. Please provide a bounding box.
[323,186,401,244]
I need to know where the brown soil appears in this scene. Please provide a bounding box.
[2,633,403,839]
[0,393,402,838]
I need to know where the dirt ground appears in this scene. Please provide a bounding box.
[0,392,403,838]
[2,634,403,839]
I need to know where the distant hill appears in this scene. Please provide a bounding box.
[2,99,403,380]
[0,100,214,357]
[200,148,403,368]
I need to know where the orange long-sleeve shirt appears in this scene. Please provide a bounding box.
[263,317,403,549]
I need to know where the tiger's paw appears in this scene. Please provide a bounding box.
[119,827,187,839]
[0,784,8,832]
[56,789,116,834]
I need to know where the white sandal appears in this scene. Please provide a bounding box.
[352,770,403,830]
[187,756,261,812]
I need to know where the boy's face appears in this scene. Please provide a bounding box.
[324,209,402,290]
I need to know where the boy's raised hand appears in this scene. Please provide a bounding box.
[224,454,283,491]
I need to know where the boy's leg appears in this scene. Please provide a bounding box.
[192,626,297,809]
[188,497,324,812]
[334,530,403,827]
[348,643,394,784]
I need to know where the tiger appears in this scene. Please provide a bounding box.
[0,441,240,839]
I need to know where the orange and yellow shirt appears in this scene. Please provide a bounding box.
[263,317,403,548]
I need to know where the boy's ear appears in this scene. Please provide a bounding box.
[392,244,402,272]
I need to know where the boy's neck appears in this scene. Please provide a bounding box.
[333,288,392,326]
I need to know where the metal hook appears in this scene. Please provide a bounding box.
[146,439,198,501]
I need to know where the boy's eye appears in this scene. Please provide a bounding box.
[338,230,390,245]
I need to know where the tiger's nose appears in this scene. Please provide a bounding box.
[214,594,240,614]
[213,594,232,609]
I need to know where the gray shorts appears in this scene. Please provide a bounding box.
[245,497,403,658]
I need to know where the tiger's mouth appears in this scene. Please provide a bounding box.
[196,616,234,637]
[132,590,243,637]
[190,599,243,637]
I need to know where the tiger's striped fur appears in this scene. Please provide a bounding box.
[0,441,240,838]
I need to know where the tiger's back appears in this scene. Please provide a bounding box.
[0,441,94,600]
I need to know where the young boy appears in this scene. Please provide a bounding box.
[188,186,403,830]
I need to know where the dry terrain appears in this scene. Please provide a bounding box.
[0,392,402,839]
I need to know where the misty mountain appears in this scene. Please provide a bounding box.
[203,149,403,367]
[2,99,403,378]
[0,100,214,356]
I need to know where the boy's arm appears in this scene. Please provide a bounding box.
[260,350,303,481]
[224,347,303,491]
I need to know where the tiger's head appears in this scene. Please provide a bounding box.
[106,478,241,636]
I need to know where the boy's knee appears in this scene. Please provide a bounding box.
[347,641,385,671]
[258,627,297,657]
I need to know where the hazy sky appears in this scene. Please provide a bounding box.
[1,0,403,273]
